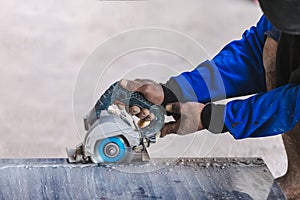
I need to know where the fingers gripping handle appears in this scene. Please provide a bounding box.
[93,82,165,138]
[113,83,165,138]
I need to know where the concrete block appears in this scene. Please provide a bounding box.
[0,158,286,199]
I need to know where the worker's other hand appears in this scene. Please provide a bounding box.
[160,102,205,137]
[118,79,164,120]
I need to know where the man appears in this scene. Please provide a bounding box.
[117,0,300,198]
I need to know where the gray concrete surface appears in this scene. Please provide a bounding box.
[0,0,286,178]
[0,158,286,199]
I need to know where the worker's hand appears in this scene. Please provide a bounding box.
[118,79,205,136]
[118,79,164,120]
[160,102,205,137]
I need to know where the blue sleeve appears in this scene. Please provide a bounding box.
[225,84,300,139]
[172,15,273,103]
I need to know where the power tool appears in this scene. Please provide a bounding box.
[67,81,165,163]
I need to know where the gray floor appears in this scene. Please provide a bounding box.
[0,0,286,178]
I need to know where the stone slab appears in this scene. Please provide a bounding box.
[0,158,286,199]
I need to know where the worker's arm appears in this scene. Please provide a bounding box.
[163,83,300,139]
[221,84,300,139]
[119,15,277,137]
[166,15,273,103]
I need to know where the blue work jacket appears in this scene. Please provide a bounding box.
[171,15,300,139]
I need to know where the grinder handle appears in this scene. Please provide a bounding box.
[112,82,165,139]
[90,81,165,139]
